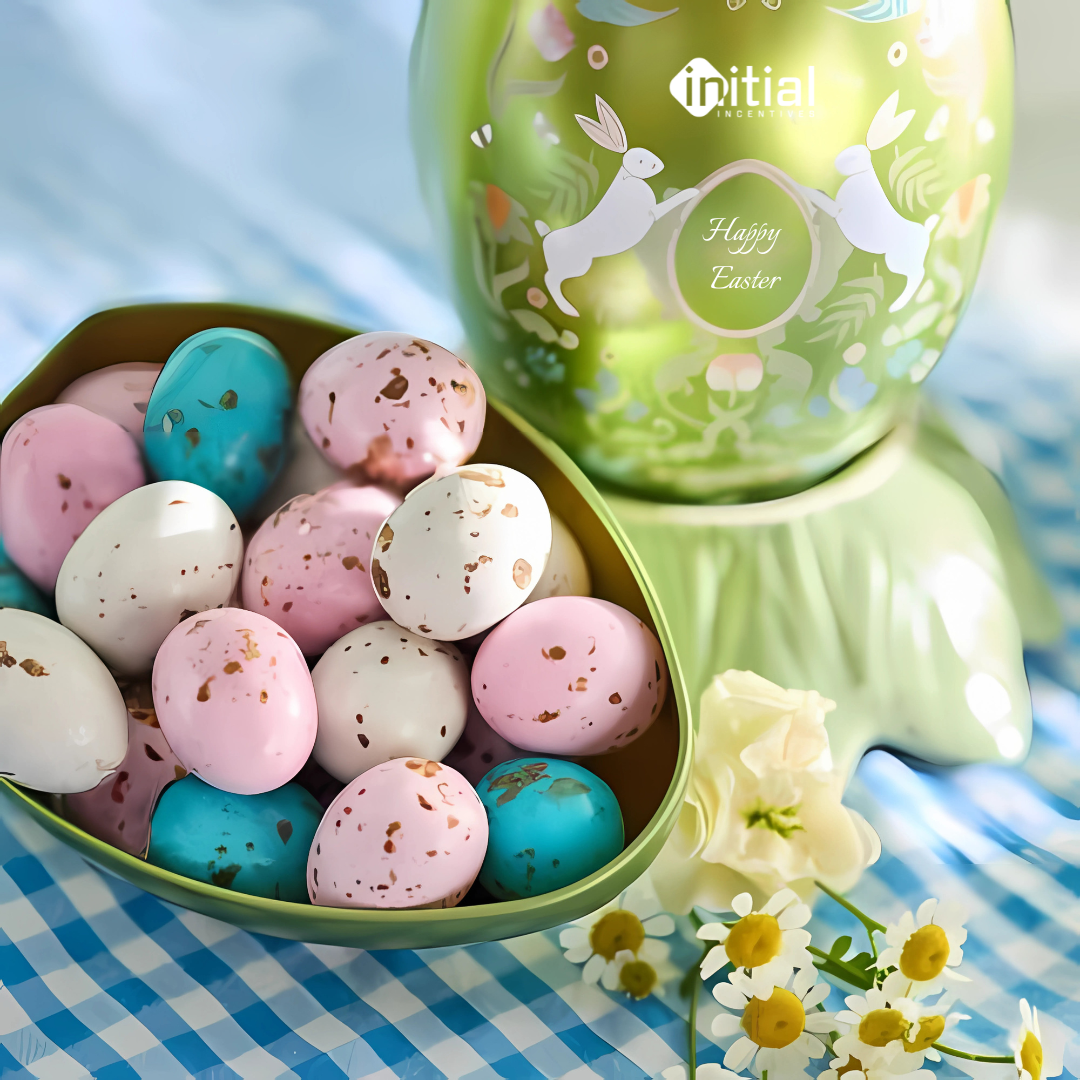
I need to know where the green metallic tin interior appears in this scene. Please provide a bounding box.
[0,302,692,950]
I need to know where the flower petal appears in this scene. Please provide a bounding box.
[793,964,817,998]
[559,926,589,948]
[762,888,799,916]
[601,961,622,991]
[915,897,938,927]
[778,903,812,930]
[644,914,676,938]
[711,1013,743,1037]
[713,981,749,1010]
[582,953,605,985]
[697,922,730,943]
[732,892,754,918]
[563,944,593,964]
[701,946,729,981]
[623,885,663,923]
[724,1036,756,1072]
[802,981,831,1008]
[640,937,671,964]
[805,1012,840,1032]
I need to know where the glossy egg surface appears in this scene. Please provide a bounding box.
[0,404,145,592]
[0,537,55,618]
[307,758,487,909]
[143,328,291,520]
[477,757,623,900]
[56,362,162,445]
[153,608,317,796]
[148,774,321,901]
[525,513,591,605]
[55,481,243,677]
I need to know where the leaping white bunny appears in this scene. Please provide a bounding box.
[536,96,699,318]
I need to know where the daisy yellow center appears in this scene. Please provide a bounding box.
[619,959,657,999]
[906,1014,945,1052]
[1020,1030,1043,1080]
[837,1057,863,1078]
[725,913,783,969]
[859,1008,909,1047]
[899,924,950,981]
[590,910,645,961]
[740,987,805,1049]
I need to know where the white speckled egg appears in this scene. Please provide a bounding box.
[311,620,469,783]
[307,757,487,909]
[525,513,591,604]
[371,464,551,640]
[0,608,128,793]
[55,481,243,677]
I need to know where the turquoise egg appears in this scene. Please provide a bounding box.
[0,536,55,618]
[143,328,291,519]
[477,757,623,900]
[147,775,322,901]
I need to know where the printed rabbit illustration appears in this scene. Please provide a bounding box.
[537,96,699,318]
[799,92,939,313]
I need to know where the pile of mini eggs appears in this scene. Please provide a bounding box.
[0,328,668,909]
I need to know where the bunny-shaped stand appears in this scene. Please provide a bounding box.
[537,97,698,317]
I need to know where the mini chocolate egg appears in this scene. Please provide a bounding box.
[55,481,243,677]
[242,483,401,656]
[472,597,668,756]
[371,464,552,640]
[56,362,163,445]
[298,332,486,487]
[153,608,317,795]
[143,327,292,520]
[0,537,55,618]
[477,757,623,900]
[442,700,524,788]
[307,757,487,909]
[525,513,591,604]
[59,682,187,856]
[0,608,128,793]
[148,774,321,901]
[0,404,145,592]
[310,621,469,783]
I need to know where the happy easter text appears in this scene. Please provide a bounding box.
[703,217,783,290]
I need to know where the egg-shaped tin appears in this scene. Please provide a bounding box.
[143,328,292,520]
[372,464,552,640]
[525,513,591,604]
[242,483,402,656]
[307,757,488,909]
[477,757,623,900]
[148,774,322,901]
[153,608,318,796]
[472,596,668,755]
[0,404,145,592]
[55,361,163,446]
[55,481,243,677]
[59,681,187,857]
[0,608,128,793]
[298,332,487,488]
[311,621,470,783]
[0,537,55,619]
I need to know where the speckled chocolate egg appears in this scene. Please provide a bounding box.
[0,404,145,592]
[525,513,591,605]
[477,757,623,900]
[298,332,486,488]
[59,682,187,856]
[442,700,524,788]
[310,621,469,783]
[0,537,55,619]
[471,597,668,756]
[372,464,551,640]
[0,608,128,793]
[307,757,487,909]
[242,483,401,656]
[153,608,317,795]
[148,774,322,901]
[143,327,292,520]
[56,362,162,446]
[55,481,243,677]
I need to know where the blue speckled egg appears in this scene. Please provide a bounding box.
[0,536,55,618]
[147,774,322,901]
[143,328,291,519]
[476,757,623,900]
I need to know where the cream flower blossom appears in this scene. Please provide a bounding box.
[648,671,881,914]
[876,898,969,999]
[558,883,675,998]
[697,888,814,999]
[1013,998,1064,1080]
[712,966,840,1077]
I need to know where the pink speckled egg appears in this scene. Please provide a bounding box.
[55,362,162,446]
[307,757,488,909]
[297,333,486,488]
[0,404,145,592]
[471,597,668,756]
[242,483,401,656]
[152,608,317,795]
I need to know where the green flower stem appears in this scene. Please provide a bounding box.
[814,880,886,959]
[685,939,712,1079]
[932,1043,1015,1064]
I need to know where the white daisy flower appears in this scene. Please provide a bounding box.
[696,888,813,999]
[558,882,675,996]
[661,1064,748,1079]
[1013,998,1064,1080]
[711,966,840,1077]
[597,946,679,1000]
[875,898,970,999]
[893,993,968,1066]
[817,1054,934,1079]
